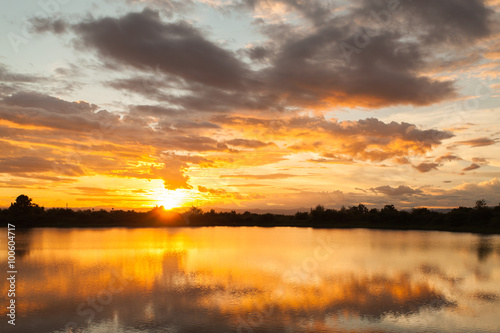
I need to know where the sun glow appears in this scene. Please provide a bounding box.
[157,190,187,210]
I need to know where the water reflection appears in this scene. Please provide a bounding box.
[477,236,494,262]
[0,228,499,333]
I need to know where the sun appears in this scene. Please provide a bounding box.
[157,190,186,210]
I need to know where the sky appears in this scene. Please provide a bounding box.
[0,0,499,211]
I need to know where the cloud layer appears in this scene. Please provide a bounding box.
[31,0,496,112]
[0,0,498,209]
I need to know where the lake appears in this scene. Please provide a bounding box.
[1,227,499,333]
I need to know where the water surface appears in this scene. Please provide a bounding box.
[1,227,499,332]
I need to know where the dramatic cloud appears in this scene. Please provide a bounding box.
[0,92,219,190]
[262,30,456,108]
[214,115,454,162]
[2,1,498,210]
[359,0,493,45]
[30,0,497,112]
[74,9,248,90]
[226,0,494,109]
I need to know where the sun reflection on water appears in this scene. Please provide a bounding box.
[0,228,499,333]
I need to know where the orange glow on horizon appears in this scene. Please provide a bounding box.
[155,189,189,210]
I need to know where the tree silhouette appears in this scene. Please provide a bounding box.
[349,204,368,215]
[188,206,203,215]
[475,199,487,210]
[1,193,499,232]
[9,195,44,216]
[310,205,325,220]
[381,204,397,213]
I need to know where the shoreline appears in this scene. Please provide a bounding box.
[3,201,500,235]
[3,221,499,235]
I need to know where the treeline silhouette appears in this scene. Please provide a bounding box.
[2,195,500,234]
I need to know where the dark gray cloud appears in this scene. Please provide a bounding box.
[165,85,283,113]
[241,0,493,45]
[386,0,493,45]
[4,91,98,114]
[243,0,493,108]
[0,91,111,132]
[29,0,496,112]
[242,45,275,63]
[254,9,456,108]
[73,9,249,90]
